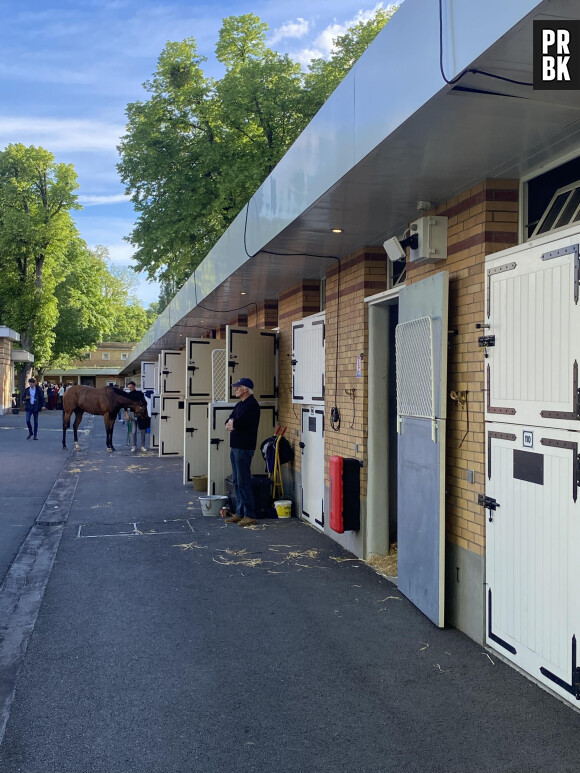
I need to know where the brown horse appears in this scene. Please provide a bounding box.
[62,385,149,452]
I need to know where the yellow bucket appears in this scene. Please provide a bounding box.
[274,499,292,518]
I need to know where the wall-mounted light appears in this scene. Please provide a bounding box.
[331,228,343,233]
[240,291,247,295]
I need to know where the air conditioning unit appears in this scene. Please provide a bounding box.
[408,216,448,263]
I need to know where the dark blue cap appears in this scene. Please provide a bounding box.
[232,377,254,389]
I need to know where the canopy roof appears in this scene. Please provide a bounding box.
[123,0,580,371]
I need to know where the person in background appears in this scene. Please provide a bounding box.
[47,383,56,410]
[23,377,45,440]
[224,377,260,527]
[124,380,148,452]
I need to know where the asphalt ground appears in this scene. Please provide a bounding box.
[0,410,74,585]
[1,412,580,772]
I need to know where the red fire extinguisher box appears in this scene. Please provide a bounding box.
[329,455,360,533]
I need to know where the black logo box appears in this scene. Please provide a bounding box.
[533,20,580,90]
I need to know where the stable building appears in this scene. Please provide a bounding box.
[121,0,580,708]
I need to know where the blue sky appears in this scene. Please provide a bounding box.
[0,0,388,306]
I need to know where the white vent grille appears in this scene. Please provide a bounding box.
[395,316,434,419]
[212,349,227,402]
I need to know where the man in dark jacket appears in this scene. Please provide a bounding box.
[224,377,260,527]
[23,377,46,440]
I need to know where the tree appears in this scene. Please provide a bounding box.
[118,9,397,303]
[303,8,396,118]
[0,143,80,381]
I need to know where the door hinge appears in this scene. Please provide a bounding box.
[478,494,499,521]
[478,335,495,348]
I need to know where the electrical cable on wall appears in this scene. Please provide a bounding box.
[438,0,533,88]
[193,269,258,323]
[243,200,343,432]
[458,391,470,448]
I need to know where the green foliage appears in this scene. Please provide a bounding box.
[0,144,155,368]
[118,9,396,296]
[0,143,80,364]
[304,8,396,117]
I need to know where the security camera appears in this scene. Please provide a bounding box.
[383,236,405,262]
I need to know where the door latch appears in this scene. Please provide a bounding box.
[478,335,495,358]
[211,438,224,448]
[478,494,499,522]
[574,667,580,700]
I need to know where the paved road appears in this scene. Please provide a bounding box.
[1,413,580,772]
[0,410,71,585]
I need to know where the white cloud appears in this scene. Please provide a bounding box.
[269,17,310,45]
[293,3,387,64]
[102,241,137,264]
[292,47,325,68]
[0,117,124,153]
[78,194,131,206]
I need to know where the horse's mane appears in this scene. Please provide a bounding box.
[108,386,145,403]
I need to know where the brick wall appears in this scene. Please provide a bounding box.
[405,178,519,556]
[248,300,278,329]
[324,249,388,494]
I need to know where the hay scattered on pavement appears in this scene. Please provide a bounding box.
[213,555,264,567]
[174,541,207,550]
[366,543,397,578]
[330,556,362,563]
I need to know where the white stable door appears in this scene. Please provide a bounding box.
[160,350,185,396]
[300,407,325,531]
[396,272,448,628]
[183,402,209,485]
[227,327,277,401]
[207,403,277,495]
[159,395,184,457]
[485,226,580,706]
[486,424,580,704]
[485,234,580,431]
[186,338,223,399]
[150,394,160,450]
[292,313,325,403]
